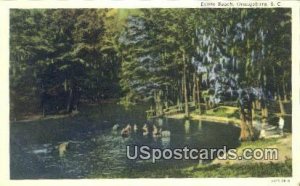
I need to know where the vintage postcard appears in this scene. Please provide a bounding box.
[0,0,299,186]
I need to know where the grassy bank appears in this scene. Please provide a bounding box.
[157,107,292,178]
[166,106,241,126]
[89,159,291,178]
[165,105,290,127]
[186,160,291,177]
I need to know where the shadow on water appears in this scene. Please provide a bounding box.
[10,103,240,179]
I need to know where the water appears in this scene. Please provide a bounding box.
[10,103,240,179]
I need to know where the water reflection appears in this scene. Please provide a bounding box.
[10,104,240,179]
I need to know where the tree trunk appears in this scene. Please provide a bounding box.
[282,76,288,101]
[196,75,201,114]
[208,100,213,109]
[165,86,169,110]
[177,80,183,112]
[181,76,185,101]
[278,98,286,115]
[159,90,163,115]
[64,79,68,91]
[251,101,255,120]
[261,99,269,124]
[183,53,189,117]
[154,90,163,116]
[239,108,254,141]
[66,88,74,113]
[205,98,209,110]
[278,88,286,115]
[255,100,261,110]
[192,73,196,106]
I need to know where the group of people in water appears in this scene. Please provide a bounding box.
[112,123,170,138]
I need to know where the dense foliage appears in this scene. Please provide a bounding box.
[10,9,291,140]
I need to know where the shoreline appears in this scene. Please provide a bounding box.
[166,113,241,128]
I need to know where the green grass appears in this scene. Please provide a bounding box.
[88,159,292,178]
[239,138,279,149]
[187,159,292,177]
[202,106,240,119]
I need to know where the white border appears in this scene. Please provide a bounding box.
[0,1,299,186]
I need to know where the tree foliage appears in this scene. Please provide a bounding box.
[10,8,291,140]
